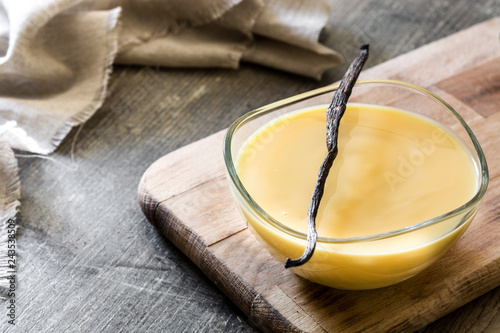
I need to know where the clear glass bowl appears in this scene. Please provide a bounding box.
[223,80,489,290]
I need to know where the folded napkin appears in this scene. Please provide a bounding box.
[0,0,342,291]
[0,0,342,154]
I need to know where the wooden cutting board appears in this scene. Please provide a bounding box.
[138,18,500,333]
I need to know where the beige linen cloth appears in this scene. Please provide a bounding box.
[0,0,342,289]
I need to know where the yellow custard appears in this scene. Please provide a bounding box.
[237,104,477,238]
[234,104,479,289]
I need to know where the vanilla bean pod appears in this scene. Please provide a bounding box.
[284,44,369,268]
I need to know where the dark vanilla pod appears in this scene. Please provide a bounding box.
[285,45,369,268]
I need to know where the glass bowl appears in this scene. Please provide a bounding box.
[223,80,489,290]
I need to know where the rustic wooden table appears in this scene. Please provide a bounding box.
[7,1,500,332]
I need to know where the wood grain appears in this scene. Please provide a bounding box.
[438,58,500,118]
[139,18,500,332]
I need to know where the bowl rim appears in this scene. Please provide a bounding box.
[223,79,489,244]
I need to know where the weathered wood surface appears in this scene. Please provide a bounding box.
[139,18,500,332]
[7,1,500,332]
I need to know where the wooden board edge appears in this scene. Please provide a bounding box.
[138,169,158,224]
[138,171,303,332]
